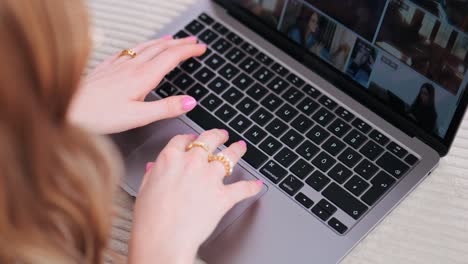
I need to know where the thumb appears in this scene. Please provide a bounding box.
[224,180,263,210]
[137,95,197,125]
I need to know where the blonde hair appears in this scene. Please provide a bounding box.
[0,0,119,263]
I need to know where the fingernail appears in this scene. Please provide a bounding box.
[162,35,173,40]
[238,140,247,148]
[198,43,207,48]
[221,129,229,137]
[256,180,263,186]
[182,97,197,111]
[188,36,197,41]
[145,162,154,172]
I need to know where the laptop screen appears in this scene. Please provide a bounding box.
[234,0,468,140]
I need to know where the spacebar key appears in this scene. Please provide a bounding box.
[186,106,268,169]
[323,183,368,220]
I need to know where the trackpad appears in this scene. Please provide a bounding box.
[122,118,268,232]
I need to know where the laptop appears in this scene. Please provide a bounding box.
[114,0,468,263]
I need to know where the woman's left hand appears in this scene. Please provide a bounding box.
[69,36,206,134]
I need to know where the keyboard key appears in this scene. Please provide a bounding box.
[213,22,229,35]
[174,30,189,39]
[280,130,304,149]
[181,58,201,73]
[259,136,282,156]
[360,141,384,161]
[283,88,303,105]
[280,175,304,196]
[352,118,372,134]
[295,193,314,209]
[307,125,330,145]
[222,87,244,104]
[187,83,209,100]
[297,140,320,161]
[226,47,246,64]
[253,67,274,84]
[233,73,254,90]
[274,148,298,168]
[272,62,290,75]
[219,63,240,80]
[405,154,419,166]
[251,108,273,126]
[386,142,408,158]
[344,176,370,196]
[322,137,346,156]
[306,171,331,192]
[338,148,363,168]
[166,67,181,81]
[173,73,195,90]
[297,98,320,115]
[236,97,258,116]
[369,130,390,146]
[194,67,216,84]
[212,38,232,54]
[198,13,214,25]
[227,32,244,45]
[312,152,336,172]
[261,160,288,184]
[208,77,229,93]
[287,73,305,88]
[318,199,337,215]
[303,84,322,98]
[290,159,314,179]
[241,42,258,55]
[156,82,178,98]
[267,77,290,94]
[201,94,222,111]
[185,20,205,35]
[323,183,368,220]
[328,218,348,234]
[276,104,299,123]
[198,48,212,60]
[256,52,273,65]
[215,104,236,122]
[239,57,260,74]
[206,53,226,70]
[291,115,314,133]
[247,83,268,100]
[199,29,218,44]
[362,171,396,206]
[318,95,338,110]
[244,125,267,145]
[266,118,288,137]
[376,152,409,178]
[229,115,252,133]
[328,163,352,184]
[312,204,331,221]
[328,119,351,138]
[312,108,336,127]
[335,107,355,122]
[343,129,367,149]
[261,93,283,111]
[354,159,379,180]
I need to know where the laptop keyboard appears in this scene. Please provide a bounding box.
[155,13,420,235]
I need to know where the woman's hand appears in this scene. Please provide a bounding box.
[69,36,206,134]
[129,130,263,264]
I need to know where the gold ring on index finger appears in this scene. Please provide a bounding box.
[186,141,211,154]
[119,49,137,58]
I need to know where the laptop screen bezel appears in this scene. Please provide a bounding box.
[213,0,468,156]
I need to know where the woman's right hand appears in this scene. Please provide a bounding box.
[129,129,263,264]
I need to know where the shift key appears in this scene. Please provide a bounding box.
[323,183,368,220]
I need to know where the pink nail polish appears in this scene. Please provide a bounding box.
[221,129,229,137]
[238,140,247,147]
[145,162,154,172]
[182,97,197,111]
[162,35,173,40]
[256,180,263,186]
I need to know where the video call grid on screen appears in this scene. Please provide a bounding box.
[237,0,468,138]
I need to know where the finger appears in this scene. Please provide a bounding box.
[133,95,197,127]
[224,180,263,210]
[133,36,198,64]
[209,140,247,179]
[139,162,155,192]
[113,36,172,65]
[187,129,229,158]
[165,134,198,151]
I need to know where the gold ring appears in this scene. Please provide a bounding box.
[119,49,137,58]
[209,153,234,177]
[186,141,211,153]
